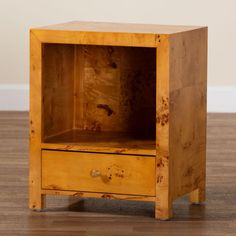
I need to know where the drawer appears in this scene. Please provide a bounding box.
[42,150,155,196]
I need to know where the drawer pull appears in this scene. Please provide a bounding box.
[90,169,101,177]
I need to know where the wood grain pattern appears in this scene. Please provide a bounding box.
[1,112,236,235]
[42,189,156,202]
[42,43,74,139]
[42,44,156,155]
[169,28,207,200]
[42,150,156,196]
[74,45,156,135]
[29,31,45,209]
[155,28,207,219]
[29,22,207,220]
[32,29,158,48]
[155,35,172,220]
[36,21,203,34]
[31,22,205,48]
[42,130,156,156]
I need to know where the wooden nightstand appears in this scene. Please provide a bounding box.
[29,21,207,220]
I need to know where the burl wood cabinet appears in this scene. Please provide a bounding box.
[29,21,207,220]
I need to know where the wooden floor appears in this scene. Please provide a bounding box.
[0,112,235,235]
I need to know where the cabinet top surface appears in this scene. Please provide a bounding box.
[33,21,206,35]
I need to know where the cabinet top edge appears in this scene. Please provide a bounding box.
[30,21,207,35]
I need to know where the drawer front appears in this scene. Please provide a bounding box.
[42,150,155,196]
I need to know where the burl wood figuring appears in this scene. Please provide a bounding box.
[29,21,207,220]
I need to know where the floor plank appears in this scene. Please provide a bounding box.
[0,112,235,235]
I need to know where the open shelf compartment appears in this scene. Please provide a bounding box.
[42,44,156,156]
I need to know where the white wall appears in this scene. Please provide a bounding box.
[0,0,236,111]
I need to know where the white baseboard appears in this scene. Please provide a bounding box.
[207,87,236,112]
[0,85,235,112]
[0,84,29,111]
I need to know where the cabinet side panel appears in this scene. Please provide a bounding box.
[42,44,74,139]
[169,28,207,199]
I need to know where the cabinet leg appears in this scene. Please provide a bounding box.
[29,193,46,210]
[155,196,173,220]
[189,186,205,204]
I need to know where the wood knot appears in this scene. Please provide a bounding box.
[97,104,114,116]
[157,158,165,168]
[156,97,169,126]
[157,175,164,183]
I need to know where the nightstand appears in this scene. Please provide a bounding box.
[29,21,207,220]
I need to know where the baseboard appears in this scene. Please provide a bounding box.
[0,84,29,111]
[0,85,235,112]
[207,87,236,112]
